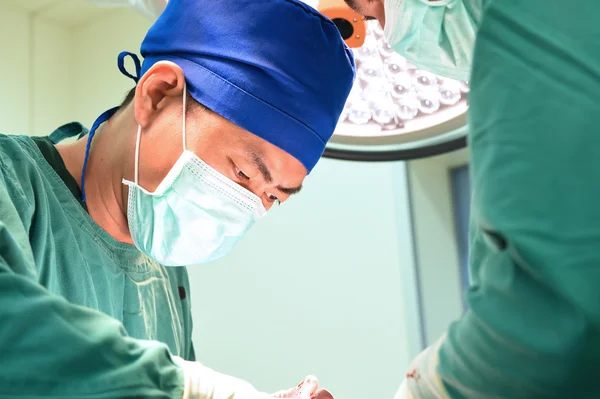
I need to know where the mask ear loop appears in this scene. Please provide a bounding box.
[134,125,142,185]
[83,51,141,200]
[134,80,187,186]
[182,81,187,152]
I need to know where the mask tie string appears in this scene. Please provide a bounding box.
[81,51,142,201]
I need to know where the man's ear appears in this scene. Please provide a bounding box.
[134,61,186,128]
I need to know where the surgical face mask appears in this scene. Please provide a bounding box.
[383,0,480,82]
[123,85,267,266]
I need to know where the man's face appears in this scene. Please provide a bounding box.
[187,107,308,210]
[131,63,307,211]
[344,0,386,28]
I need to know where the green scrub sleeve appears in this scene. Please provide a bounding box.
[189,342,197,362]
[0,168,185,398]
[437,0,600,397]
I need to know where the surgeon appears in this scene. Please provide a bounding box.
[347,0,600,398]
[344,0,481,81]
[0,0,354,398]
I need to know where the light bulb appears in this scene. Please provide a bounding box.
[379,42,396,58]
[439,80,462,105]
[372,100,396,125]
[357,45,376,58]
[357,35,378,58]
[414,70,438,92]
[384,55,409,78]
[357,58,383,83]
[396,98,419,121]
[348,100,372,125]
[392,84,411,100]
[417,92,441,114]
[440,89,461,105]
[390,72,411,94]
[386,61,402,76]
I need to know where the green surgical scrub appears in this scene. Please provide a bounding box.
[0,123,194,398]
[437,0,600,397]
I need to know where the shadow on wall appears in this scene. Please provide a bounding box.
[450,165,471,311]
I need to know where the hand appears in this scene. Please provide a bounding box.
[311,389,334,399]
[393,335,449,399]
[175,357,321,399]
[271,376,334,399]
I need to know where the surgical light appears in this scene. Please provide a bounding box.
[338,22,469,130]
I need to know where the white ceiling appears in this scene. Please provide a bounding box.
[2,0,114,27]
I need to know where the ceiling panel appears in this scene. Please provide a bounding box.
[40,1,112,27]
[1,0,62,12]
[1,0,114,27]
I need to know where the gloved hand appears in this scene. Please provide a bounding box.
[271,376,333,399]
[311,389,334,399]
[174,357,329,399]
[393,335,450,399]
[271,376,319,398]
[304,389,334,399]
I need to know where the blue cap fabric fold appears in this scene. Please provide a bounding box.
[139,0,356,172]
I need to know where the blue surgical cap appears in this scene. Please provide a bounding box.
[135,0,356,172]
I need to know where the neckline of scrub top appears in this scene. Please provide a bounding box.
[18,135,154,270]
[31,136,89,213]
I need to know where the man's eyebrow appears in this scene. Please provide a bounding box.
[248,150,303,196]
[278,184,302,196]
[249,150,272,183]
[343,0,364,14]
[343,0,376,21]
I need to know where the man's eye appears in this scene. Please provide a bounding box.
[236,167,249,180]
